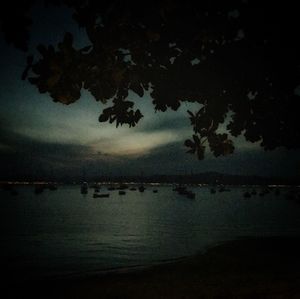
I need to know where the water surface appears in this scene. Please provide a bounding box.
[1,185,300,279]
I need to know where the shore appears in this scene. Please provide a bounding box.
[6,236,300,299]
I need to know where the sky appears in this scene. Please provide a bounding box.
[1,2,300,180]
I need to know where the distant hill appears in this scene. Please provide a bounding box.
[90,172,299,186]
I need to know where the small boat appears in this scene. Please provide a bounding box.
[48,184,57,191]
[173,185,187,194]
[243,191,251,198]
[259,188,269,196]
[186,191,195,199]
[119,190,126,195]
[81,182,88,194]
[130,187,137,191]
[153,189,158,193]
[34,185,44,194]
[93,193,109,198]
[138,185,146,192]
[107,186,115,191]
[210,188,216,194]
[91,183,101,192]
[178,189,188,196]
[10,189,18,196]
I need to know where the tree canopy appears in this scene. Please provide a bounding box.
[1,0,300,159]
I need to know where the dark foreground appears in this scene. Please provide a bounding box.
[5,237,300,299]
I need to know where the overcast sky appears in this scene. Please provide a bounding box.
[1,2,300,180]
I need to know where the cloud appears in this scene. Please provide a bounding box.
[0,126,109,179]
[90,130,181,157]
[0,124,300,179]
[1,111,300,180]
[122,140,300,177]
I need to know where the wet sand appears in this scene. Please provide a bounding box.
[5,236,300,298]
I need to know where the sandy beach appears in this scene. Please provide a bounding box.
[4,236,300,299]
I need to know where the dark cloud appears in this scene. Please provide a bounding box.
[0,126,105,180]
[139,113,190,133]
[120,141,300,178]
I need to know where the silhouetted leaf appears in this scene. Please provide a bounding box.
[99,112,109,122]
[184,139,194,148]
[196,145,205,160]
[63,32,73,47]
[2,0,299,160]
[130,81,144,97]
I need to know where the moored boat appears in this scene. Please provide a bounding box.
[210,188,216,194]
[48,183,57,191]
[138,185,146,192]
[81,182,88,194]
[186,190,195,199]
[34,185,45,194]
[93,193,109,198]
[244,191,251,198]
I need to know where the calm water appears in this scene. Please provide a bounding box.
[1,185,300,279]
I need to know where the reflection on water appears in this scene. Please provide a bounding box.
[1,185,300,279]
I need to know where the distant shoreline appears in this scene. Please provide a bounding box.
[1,171,300,186]
[2,181,300,187]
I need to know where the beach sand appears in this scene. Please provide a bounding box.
[5,236,300,299]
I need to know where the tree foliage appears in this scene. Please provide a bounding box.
[1,0,300,159]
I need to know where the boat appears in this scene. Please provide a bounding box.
[259,188,269,196]
[48,183,57,191]
[153,189,158,193]
[107,185,116,191]
[173,185,187,194]
[119,190,126,195]
[243,191,251,198]
[93,193,109,198]
[90,183,101,192]
[210,188,216,194]
[81,182,88,194]
[173,184,195,199]
[138,185,146,192]
[130,187,137,191]
[10,189,18,196]
[34,185,44,194]
[186,190,195,199]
